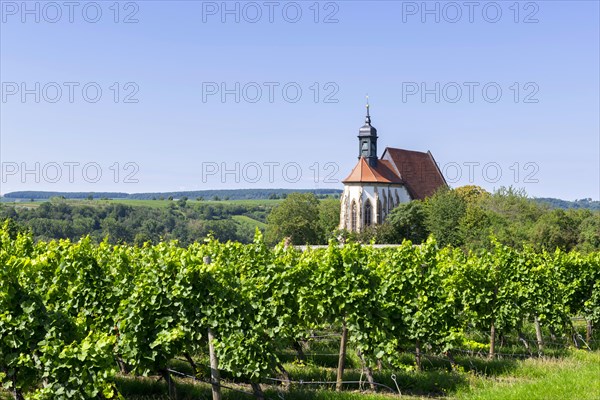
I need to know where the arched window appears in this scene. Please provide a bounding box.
[383,191,388,214]
[364,200,372,227]
[377,199,382,224]
[351,201,357,231]
[395,192,400,206]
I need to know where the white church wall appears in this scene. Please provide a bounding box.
[339,183,411,231]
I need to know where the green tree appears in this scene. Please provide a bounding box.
[424,189,466,247]
[447,186,548,251]
[577,212,600,253]
[266,193,321,245]
[318,198,340,241]
[531,209,579,251]
[177,197,188,208]
[454,185,490,203]
[456,186,494,251]
[386,200,429,244]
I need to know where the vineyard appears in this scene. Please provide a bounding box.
[1,222,599,399]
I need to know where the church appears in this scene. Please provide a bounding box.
[339,104,447,232]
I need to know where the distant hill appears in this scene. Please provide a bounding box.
[1,191,129,200]
[3,191,598,211]
[1,189,342,201]
[533,198,599,211]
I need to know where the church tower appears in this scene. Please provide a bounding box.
[358,100,378,167]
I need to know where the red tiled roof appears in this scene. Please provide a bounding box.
[342,158,403,184]
[382,148,447,200]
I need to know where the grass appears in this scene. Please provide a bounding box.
[115,327,599,399]
[456,350,600,400]
[232,215,268,230]
[117,351,599,399]
[106,199,283,208]
[2,350,598,399]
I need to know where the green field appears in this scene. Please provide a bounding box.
[232,214,268,230]
[107,198,283,208]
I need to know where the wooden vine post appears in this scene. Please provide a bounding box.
[488,283,498,360]
[534,315,544,353]
[336,321,348,391]
[204,255,222,400]
[208,328,221,400]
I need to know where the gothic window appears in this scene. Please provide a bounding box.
[383,192,387,214]
[351,201,357,231]
[377,199,382,224]
[395,191,400,206]
[364,200,372,227]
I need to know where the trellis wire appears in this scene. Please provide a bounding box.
[166,367,401,397]
[263,377,399,395]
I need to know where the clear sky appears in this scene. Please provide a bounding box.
[1,0,598,199]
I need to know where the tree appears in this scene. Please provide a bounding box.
[484,187,544,249]
[577,212,600,253]
[319,198,340,241]
[531,209,579,251]
[386,200,429,244]
[459,200,493,251]
[456,186,493,251]
[424,189,466,247]
[454,185,490,203]
[265,193,321,245]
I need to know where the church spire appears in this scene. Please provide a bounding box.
[358,95,378,167]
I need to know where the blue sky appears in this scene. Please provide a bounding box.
[1,0,598,199]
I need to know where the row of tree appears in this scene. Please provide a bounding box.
[0,200,277,246]
[2,186,598,253]
[267,187,600,253]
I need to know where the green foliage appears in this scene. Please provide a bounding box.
[425,189,466,247]
[2,186,598,253]
[531,209,579,251]
[576,212,600,253]
[0,224,598,398]
[480,187,543,248]
[0,200,277,245]
[266,193,322,245]
[0,258,48,396]
[319,198,341,242]
[385,200,429,244]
